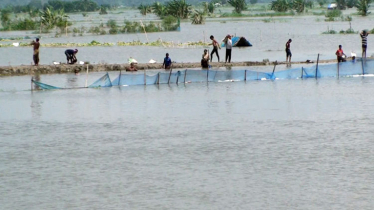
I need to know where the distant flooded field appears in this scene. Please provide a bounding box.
[1,7,373,66]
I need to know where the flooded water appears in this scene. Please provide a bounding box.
[1,8,374,210]
[1,8,374,66]
[1,73,374,209]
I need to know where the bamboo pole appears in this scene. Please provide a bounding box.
[315,54,320,79]
[85,64,89,87]
[301,67,304,79]
[144,69,146,85]
[271,61,277,79]
[168,64,173,84]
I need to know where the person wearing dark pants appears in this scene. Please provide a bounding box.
[223,34,232,63]
[285,39,292,65]
[30,38,40,66]
[65,49,78,64]
[360,30,369,59]
[209,35,220,62]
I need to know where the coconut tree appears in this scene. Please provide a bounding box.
[0,9,11,29]
[292,0,305,13]
[271,0,290,12]
[165,0,191,19]
[138,4,152,16]
[355,0,372,16]
[191,9,205,24]
[228,0,247,13]
[336,0,347,9]
[202,2,209,14]
[152,2,167,17]
[208,2,215,13]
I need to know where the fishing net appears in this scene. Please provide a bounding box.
[30,59,374,90]
[88,73,112,88]
[32,80,61,90]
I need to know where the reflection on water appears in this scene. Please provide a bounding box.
[1,76,374,209]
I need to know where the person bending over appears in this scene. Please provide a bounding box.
[65,49,78,64]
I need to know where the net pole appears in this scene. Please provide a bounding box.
[168,64,173,84]
[85,64,89,87]
[315,54,319,79]
[361,58,365,75]
[176,71,179,84]
[244,70,247,81]
[31,77,33,91]
[337,62,340,78]
[271,61,277,79]
[301,67,303,79]
[184,69,187,83]
[157,72,160,85]
[144,69,146,85]
[118,69,122,86]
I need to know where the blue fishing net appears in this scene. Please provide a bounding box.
[32,80,61,90]
[88,73,112,88]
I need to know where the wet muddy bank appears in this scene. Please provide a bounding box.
[0,59,339,76]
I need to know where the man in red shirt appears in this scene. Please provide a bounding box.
[335,45,346,62]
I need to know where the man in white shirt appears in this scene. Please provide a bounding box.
[224,34,232,63]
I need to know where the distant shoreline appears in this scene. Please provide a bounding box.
[0,59,351,77]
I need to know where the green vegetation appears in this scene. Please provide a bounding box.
[355,0,372,16]
[270,0,313,13]
[191,10,205,24]
[138,0,191,19]
[324,9,342,21]
[0,39,210,48]
[228,0,247,14]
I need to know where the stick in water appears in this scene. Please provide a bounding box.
[315,53,319,79]
[168,64,173,84]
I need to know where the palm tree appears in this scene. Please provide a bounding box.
[40,8,69,33]
[355,0,372,16]
[228,0,247,13]
[191,10,206,24]
[152,2,167,17]
[165,0,191,19]
[271,0,290,12]
[202,2,209,14]
[1,9,11,29]
[138,4,152,16]
[292,0,305,13]
[208,2,215,13]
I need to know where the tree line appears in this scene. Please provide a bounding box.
[1,0,103,14]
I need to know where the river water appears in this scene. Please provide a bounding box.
[1,8,373,66]
[1,72,374,209]
[1,8,374,210]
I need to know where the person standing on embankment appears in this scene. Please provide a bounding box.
[209,35,220,62]
[285,39,292,65]
[223,34,232,63]
[30,38,40,66]
[360,30,369,59]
